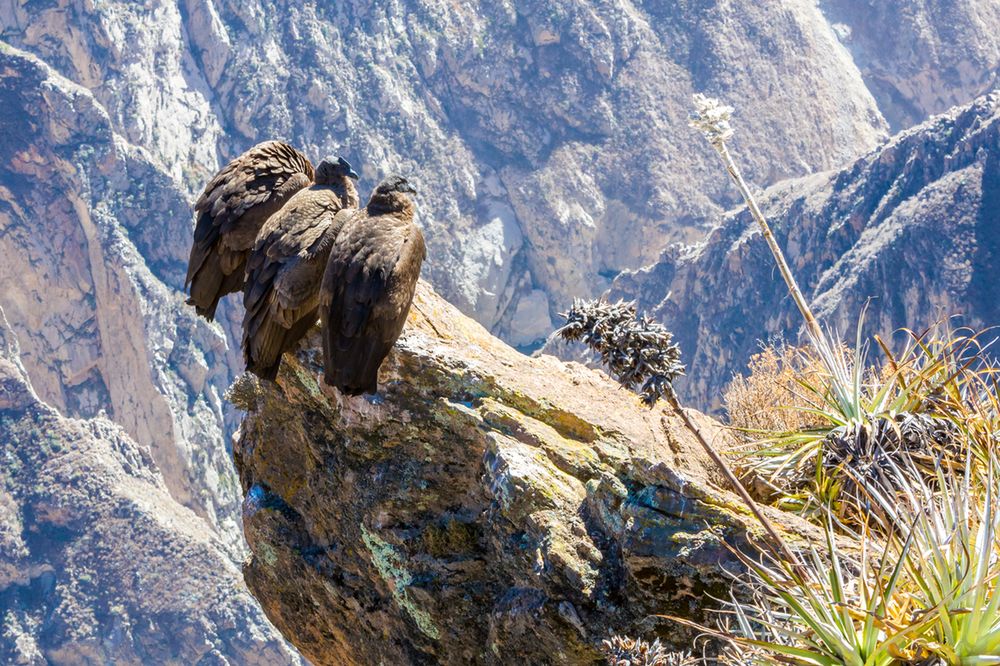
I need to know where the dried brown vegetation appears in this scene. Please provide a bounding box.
[723,344,826,435]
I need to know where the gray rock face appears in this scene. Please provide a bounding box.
[0,307,302,665]
[0,0,903,345]
[0,45,242,546]
[822,0,1000,131]
[606,92,1000,410]
[232,281,818,664]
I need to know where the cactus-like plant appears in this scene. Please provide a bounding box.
[601,636,695,666]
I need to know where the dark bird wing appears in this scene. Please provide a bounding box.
[186,140,314,321]
[320,213,426,395]
[242,188,353,380]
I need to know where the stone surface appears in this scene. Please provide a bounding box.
[0,0,906,345]
[0,44,242,546]
[822,0,1000,131]
[0,307,302,665]
[601,92,1000,410]
[232,281,817,664]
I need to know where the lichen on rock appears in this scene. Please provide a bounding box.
[234,281,815,664]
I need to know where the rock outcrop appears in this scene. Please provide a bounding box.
[604,92,1000,410]
[232,281,816,664]
[0,307,301,665]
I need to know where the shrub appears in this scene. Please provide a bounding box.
[724,344,827,436]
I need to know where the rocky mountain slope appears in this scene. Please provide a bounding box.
[0,0,906,346]
[606,92,1000,409]
[232,281,820,663]
[0,44,242,545]
[0,307,300,664]
[3,1,995,347]
[821,0,1000,131]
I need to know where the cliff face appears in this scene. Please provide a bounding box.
[0,0,902,345]
[0,307,301,665]
[231,281,817,664]
[606,92,1000,409]
[821,0,1000,131]
[0,45,242,545]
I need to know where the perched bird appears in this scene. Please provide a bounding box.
[186,141,315,321]
[320,176,425,395]
[242,157,361,380]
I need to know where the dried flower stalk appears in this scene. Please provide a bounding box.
[689,94,823,345]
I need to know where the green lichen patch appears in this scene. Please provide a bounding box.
[361,525,441,640]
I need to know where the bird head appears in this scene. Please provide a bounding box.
[373,175,417,196]
[316,156,360,184]
[367,175,417,215]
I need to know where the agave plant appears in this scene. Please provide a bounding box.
[867,456,1000,662]
[690,93,1000,525]
[693,451,1000,665]
[689,92,1000,664]
[716,519,931,665]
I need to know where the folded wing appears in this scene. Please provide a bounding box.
[320,213,425,395]
[186,140,314,321]
[242,189,355,380]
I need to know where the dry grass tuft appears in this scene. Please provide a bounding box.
[723,344,826,434]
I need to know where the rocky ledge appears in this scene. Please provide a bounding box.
[231,281,813,664]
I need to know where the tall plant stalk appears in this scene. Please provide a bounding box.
[690,95,824,345]
[661,389,803,571]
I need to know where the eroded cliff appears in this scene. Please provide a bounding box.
[0,307,301,664]
[0,44,242,544]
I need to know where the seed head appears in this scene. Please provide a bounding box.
[557,299,685,407]
[689,93,735,148]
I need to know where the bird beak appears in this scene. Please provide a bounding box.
[348,168,360,180]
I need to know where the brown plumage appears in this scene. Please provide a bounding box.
[242,158,361,380]
[186,141,315,321]
[320,175,425,395]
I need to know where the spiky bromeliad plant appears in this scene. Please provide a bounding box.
[703,453,1000,665]
[730,325,994,524]
[690,94,1000,521]
[601,636,697,666]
